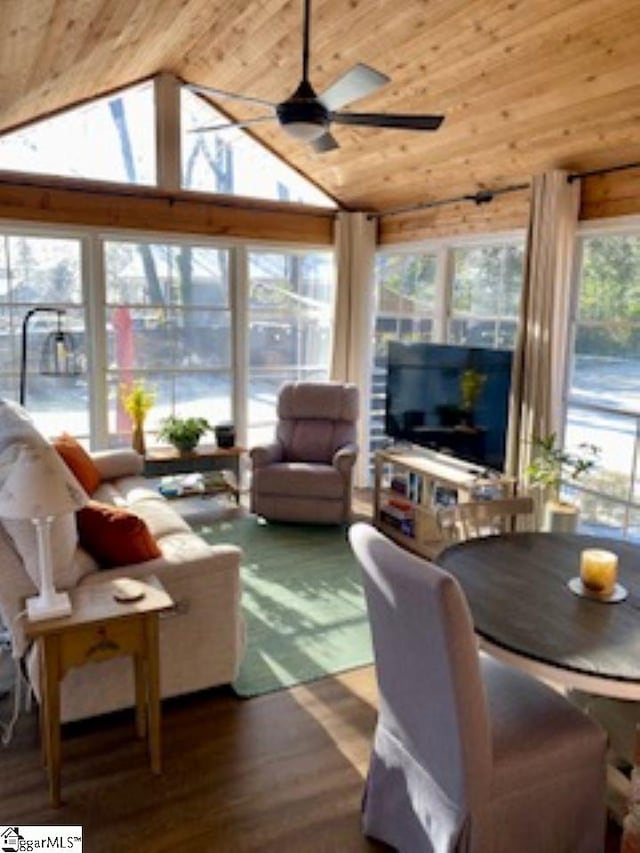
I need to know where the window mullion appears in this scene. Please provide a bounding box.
[435,245,451,343]
[231,246,248,448]
[155,72,182,191]
[83,234,108,448]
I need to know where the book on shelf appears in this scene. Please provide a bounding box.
[390,475,408,495]
[380,500,415,537]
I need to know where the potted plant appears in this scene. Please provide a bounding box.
[157,415,213,454]
[121,380,155,455]
[526,433,600,532]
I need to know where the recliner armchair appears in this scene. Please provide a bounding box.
[250,381,359,524]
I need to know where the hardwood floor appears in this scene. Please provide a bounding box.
[0,665,622,851]
[0,667,387,852]
[0,494,622,851]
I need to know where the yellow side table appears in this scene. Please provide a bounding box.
[25,575,173,807]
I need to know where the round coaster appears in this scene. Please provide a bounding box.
[567,576,628,603]
[112,578,146,604]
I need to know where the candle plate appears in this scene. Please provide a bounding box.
[567,577,628,603]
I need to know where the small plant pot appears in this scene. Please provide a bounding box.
[215,423,235,449]
[172,439,199,455]
[543,500,579,533]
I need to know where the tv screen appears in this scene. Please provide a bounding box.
[385,341,513,471]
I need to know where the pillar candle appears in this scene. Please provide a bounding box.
[580,549,618,595]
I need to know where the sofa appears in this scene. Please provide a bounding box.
[0,399,244,722]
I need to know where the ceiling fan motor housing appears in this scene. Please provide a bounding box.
[277,80,329,140]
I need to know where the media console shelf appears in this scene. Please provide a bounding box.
[374,446,515,559]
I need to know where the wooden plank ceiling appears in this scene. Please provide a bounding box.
[1,0,640,214]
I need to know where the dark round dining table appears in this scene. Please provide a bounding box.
[437,531,640,699]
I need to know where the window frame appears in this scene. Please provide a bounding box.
[563,215,640,540]
[0,218,336,450]
[370,230,526,475]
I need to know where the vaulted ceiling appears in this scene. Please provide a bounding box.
[1,0,640,214]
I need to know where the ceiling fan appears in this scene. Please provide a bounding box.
[187,0,444,153]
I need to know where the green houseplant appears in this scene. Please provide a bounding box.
[157,415,213,454]
[526,433,600,531]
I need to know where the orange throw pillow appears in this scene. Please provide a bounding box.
[77,501,161,568]
[53,433,102,496]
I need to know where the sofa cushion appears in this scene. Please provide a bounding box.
[93,481,128,507]
[77,500,161,568]
[254,463,344,499]
[53,433,101,495]
[127,498,191,539]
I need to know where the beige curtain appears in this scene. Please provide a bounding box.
[331,210,377,486]
[506,170,580,485]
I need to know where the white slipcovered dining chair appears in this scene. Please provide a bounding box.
[436,496,535,543]
[349,522,607,853]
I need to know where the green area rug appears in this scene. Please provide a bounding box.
[197,516,373,697]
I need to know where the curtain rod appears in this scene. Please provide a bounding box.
[567,160,640,183]
[371,159,640,221]
[368,182,530,220]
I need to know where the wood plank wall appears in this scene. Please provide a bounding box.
[377,190,531,245]
[0,166,639,247]
[580,167,640,222]
[378,168,640,244]
[0,174,334,245]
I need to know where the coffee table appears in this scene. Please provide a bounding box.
[144,444,246,504]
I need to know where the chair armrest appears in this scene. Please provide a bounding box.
[250,442,284,468]
[333,443,358,474]
[91,449,144,481]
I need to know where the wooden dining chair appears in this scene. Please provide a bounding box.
[436,495,535,543]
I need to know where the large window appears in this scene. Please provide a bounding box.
[449,243,524,348]
[247,249,335,446]
[0,77,335,211]
[565,229,640,540]
[181,89,335,208]
[0,228,335,451]
[0,233,88,439]
[371,252,438,455]
[104,240,232,446]
[0,82,155,185]
[370,237,525,471]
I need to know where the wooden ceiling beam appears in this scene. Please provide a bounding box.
[0,174,334,244]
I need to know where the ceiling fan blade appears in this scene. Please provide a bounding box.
[189,115,276,133]
[187,83,276,109]
[311,132,339,153]
[332,112,445,131]
[319,63,390,111]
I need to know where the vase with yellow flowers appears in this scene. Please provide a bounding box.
[121,380,155,455]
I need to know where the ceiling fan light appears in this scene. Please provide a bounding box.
[281,121,327,142]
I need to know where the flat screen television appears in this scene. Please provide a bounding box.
[385,341,514,472]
